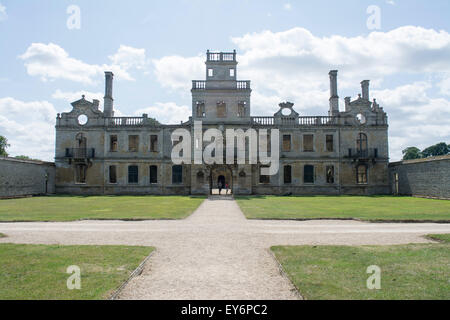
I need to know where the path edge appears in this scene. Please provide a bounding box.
[267,248,304,300]
[109,249,156,300]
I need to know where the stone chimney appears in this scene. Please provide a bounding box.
[361,80,370,100]
[329,70,339,116]
[344,96,351,112]
[104,71,114,117]
[93,99,99,110]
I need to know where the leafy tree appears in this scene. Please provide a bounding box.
[421,142,450,158]
[402,147,422,160]
[15,155,31,160]
[0,136,9,157]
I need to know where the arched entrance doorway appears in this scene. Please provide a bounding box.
[209,165,233,195]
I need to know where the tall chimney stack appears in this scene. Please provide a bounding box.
[361,80,370,100]
[104,71,114,117]
[329,70,339,116]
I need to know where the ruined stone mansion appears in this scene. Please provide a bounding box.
[54,50,389,195]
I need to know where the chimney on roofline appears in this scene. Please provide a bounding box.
[104,71,114,117]
[361,80,370,100]
[329,70,339,116]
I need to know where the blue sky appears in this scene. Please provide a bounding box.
[0,0,450,161]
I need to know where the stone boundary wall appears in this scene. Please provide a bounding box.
[389,155,450,199]
[0,157,55,198]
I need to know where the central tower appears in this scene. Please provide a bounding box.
[191,50,251,122]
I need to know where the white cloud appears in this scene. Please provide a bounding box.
[52,90,104,108]
[0,97,57,161]
[152,55,204,91]
[19,43,148,85]
[108,45,148,71]
[0,3,7,21]
[135,102,191,124]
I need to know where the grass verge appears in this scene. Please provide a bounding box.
[236,195,450,222]
[0,195,205,222]
[0,243,153,299]
[272,236,450,299]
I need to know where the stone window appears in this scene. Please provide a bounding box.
[150,135,158,152]
[284,165,292,184]
[230,69,235,77]
[326,135,334,152]
[237,101,246,117]
[75,164,87,184]
[208,68,213,77]
[259,165,270,184]
[196,171,204,184]
[150,165,157,184]
[128,135,139,152]
[110,135,118,152]
[217,102,226,118]
[282,135,291,152]
[172,165,183,184]
[303,134,314,152]
[196,101,205,117]
[128,165,139,184]
[304,165,314,183]
[357,133,368,153]
[326,165,334,184]
[357,165,368,184]
[109,165,117,184]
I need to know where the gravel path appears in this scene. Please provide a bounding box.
[1,198,449,299]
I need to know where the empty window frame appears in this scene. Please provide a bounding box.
[259,166,270,184]
[237,101,246,117]
[303,134,314,152]
[109,165,117,183]
[357,133,368,152]
[75,164,87,184]
[149,165,157,184]
[196,171,204,184]
[217,102,226,118]
[110,135,118,152]
[128,165,139,184]
[208,68,214,77]
[326,165,335,184]
[150,135,158,152]
[282,134,291,152]
[357,165,368,184]
[196,101,205,117]
[284,165,292,184]
[326,135,334,152]
[128,135,139,152]
[229,68,235,77]
[304,165,314,183]
[172,165,183,184]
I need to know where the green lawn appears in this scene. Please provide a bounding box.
[0,195,205,222]
[0,243,153,299]
[427,233,450,242]
[272,234,450,300]
[236,196,450,221]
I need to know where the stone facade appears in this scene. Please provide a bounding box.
[389,155,450,199]
[0,157,55,198]
[55,50,390,195]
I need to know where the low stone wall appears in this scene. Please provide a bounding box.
[0,157,55,198]
[389,155,450,199]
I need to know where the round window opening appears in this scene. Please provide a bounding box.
[356,113,366,124]
[281,108,292,116]
[77,114,88,126]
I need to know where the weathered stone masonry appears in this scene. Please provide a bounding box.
[389,155,450,199]
[54,50,390,195]
[0,157,55,198]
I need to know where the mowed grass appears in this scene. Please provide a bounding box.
[427,233,450,242]
[236,195,450,221]
[0,243,153,300]
[0,195,205,222]
[272,234,450,300]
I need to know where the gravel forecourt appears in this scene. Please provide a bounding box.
[1,198,449,299]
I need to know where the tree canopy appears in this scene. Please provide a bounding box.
[402,142,450,160]
[0,136,9,157]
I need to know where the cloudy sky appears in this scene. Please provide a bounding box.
[0,0,449,161]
